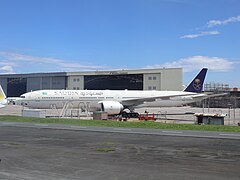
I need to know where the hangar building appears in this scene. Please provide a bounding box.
[0,68,182,97]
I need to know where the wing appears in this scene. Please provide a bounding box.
[204,93,229,98]
[121,93,195,107]
[190,93,229,100]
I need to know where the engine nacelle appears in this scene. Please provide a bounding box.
[99,101,124,115]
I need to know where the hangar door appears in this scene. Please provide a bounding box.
[7,78,27,97]
[84,74,143,90]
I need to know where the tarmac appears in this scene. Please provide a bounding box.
[1,121,240,140]
[0,105,240,179]
[0,125,240,180]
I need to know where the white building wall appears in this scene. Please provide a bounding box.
[67,75,84,90]
[160,68,182,91]
[143,73,161,90]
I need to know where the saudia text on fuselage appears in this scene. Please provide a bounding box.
[52,91,104,97]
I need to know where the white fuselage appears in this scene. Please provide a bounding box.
[15,89,206,111]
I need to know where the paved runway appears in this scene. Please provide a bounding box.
[0,125,240,180]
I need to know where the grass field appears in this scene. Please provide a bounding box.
[0,115,239,132]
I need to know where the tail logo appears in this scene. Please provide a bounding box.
[193,78,202,90]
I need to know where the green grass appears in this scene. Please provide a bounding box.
[0,115,239,132]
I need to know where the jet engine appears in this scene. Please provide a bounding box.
[99,101,124,115]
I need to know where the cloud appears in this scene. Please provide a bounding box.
[181,15,240,39]
[0,51,108,73]
[0,61,16,74]
[181,31,220,39]
[207,15,240,27]
[0,65,15,74]
[146,56,235,72]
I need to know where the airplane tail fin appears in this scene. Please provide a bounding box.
[184,68,208,93]
[0,85,7,108]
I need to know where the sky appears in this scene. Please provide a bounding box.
[0,0,240,87]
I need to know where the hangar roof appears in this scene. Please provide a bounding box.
[0,68,182,77]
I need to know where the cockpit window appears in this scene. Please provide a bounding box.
[20,96,25,98]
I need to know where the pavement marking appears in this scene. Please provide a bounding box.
[219,133,240,137]
[113,128,132,131]
[0,122,15,125]
[162,130,183,134]
[34,124,49,127]
[70,126,87,129]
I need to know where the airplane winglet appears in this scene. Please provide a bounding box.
[184,68,208,93]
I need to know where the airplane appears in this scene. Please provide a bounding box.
[0,85,8,108]
[12,68,209,115]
